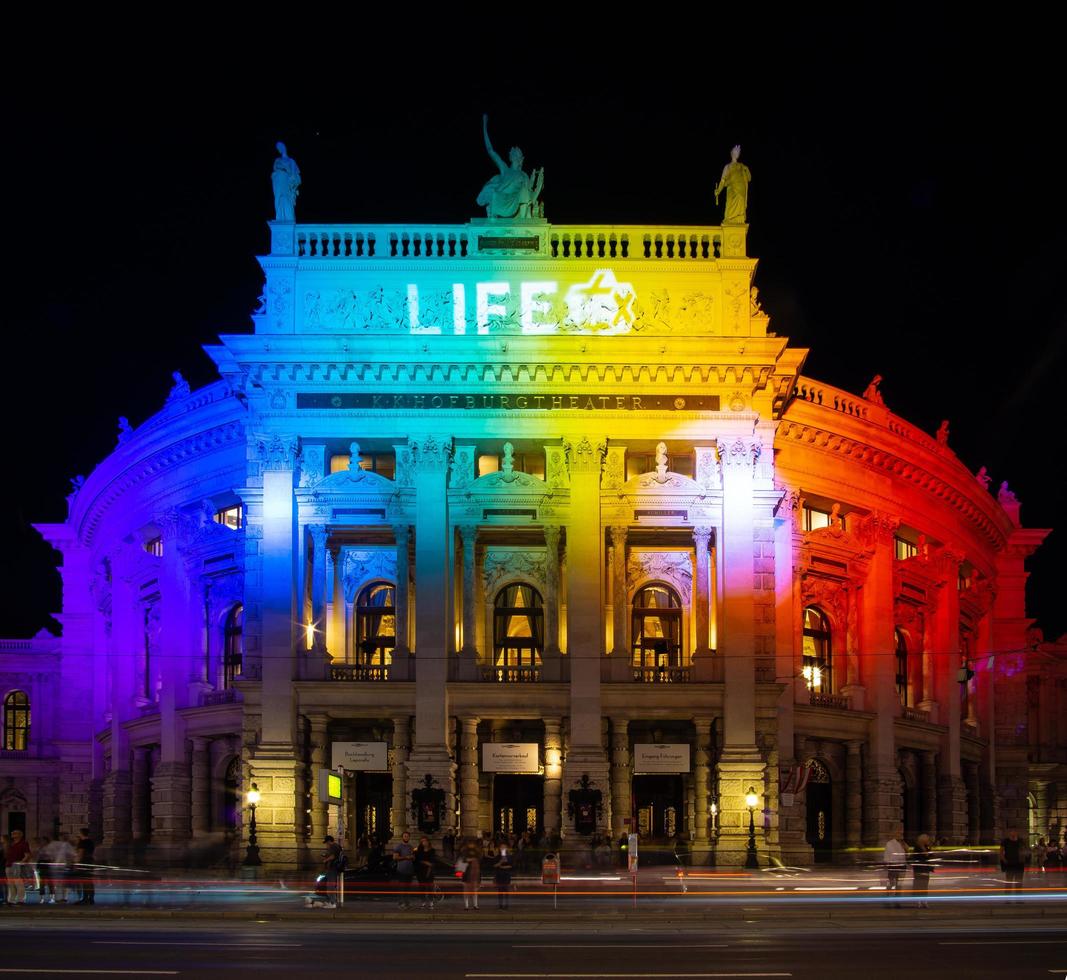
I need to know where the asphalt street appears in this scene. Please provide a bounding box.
[0,918,1065,978]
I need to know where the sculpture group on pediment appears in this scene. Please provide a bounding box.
[975,466,991,491]
[477,115,544,221]
[936,420,950,445]
[167,371,191,403]
[862,375,885,406]
[304,288,409,333]
[117,417,134,444]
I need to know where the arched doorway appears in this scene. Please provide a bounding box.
[631,584,682,678]
[900,767,920,840]
[493,584,543,681]
[805,759,833,862]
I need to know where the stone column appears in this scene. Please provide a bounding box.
[715,438,765,866]
[459,525,478,658]
[405,437,456,826]
[308,525,328,654]
[328,544,344,660]
[610,718,631,840]
[845,740,863,853]
[543,525,562,661]
[933,549,967,843]
[459,717,480,840]
[543,717,563,836]
[692,527,713,658]
[190,737,211,838]
[693,716,714,848]
[393,524,411,662]
[391,715,411,838]
[308,715,329,847]
[131,747,150,842]
[563,437,610,836]
[609,526,628,658]
[858,513,903,847]
[922,750,939,839]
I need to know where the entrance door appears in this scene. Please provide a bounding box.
[632,775,683,841]
[805,759,833,862]
[357,772,392,842]
[6,811,26,836]
[493,775,543,837]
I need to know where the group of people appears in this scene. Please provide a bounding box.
[883,825,1041,906]
[1,828,96,906]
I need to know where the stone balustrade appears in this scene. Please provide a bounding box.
[288,224,730,262]
[330,664,390,682]
[479,665,541,683]
[632,665,691,684]
[809,692,849,709]
[902,705,931,723]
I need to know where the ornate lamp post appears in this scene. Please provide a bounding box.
[744,787,759,870]
[243,783,262,867]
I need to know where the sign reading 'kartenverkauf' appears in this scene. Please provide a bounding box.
[632,743,691,774]
[331,741,389,771]
[482,742,540,773]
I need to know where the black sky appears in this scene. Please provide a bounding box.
[3,14,1064,639]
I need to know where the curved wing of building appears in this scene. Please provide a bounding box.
[1,193,1059,870]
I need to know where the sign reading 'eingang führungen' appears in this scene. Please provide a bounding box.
[297,393,720,412]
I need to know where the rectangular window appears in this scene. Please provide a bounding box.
[895,537,918,560]
[478,452,544,479]
[145,536,163,557]
[331,452,396,479]
[330,453,350,473]
[803,507,830,532]
[214,505,243,530]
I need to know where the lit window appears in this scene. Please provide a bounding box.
[355,582,396,666]
[493,584,544,668]
[958,568,972,591]
[224,604,244,689]
[3,691,30,750]
[145,536,163,557]
[804,507,830,531]
[332,452,396,479]
[895,537,918,560]
[478,452,544,479]
[802,607,832,693]
[214,505,243,530]
[330,454,350,473]
[631,584,682,669]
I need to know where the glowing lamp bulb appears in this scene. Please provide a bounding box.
[247,784,261,806]
[745,787,758,809]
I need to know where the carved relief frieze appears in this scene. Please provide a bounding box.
[565,436,606,475]
[342,549,397,601]
[545,446,570,489]
[299,445,326,489]
[602,447,625,490]
[412,435,452,473]
[801,575,849,633]
[394,446,415,488]
[719,438,761,469]
[267,277,292,332]
[303,287,408,333]
[626,550,693,600]
[255,434,300,472]
[695,447,721,492]
[449,446,475,490]
[482,549,547,596]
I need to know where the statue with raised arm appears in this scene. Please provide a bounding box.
[476,115,544,220]
[714,145,752,225]
[272,142,301,222]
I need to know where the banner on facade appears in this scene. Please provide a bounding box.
[632,743,691,774]
[482,742,540,773]
[332,741,389,772]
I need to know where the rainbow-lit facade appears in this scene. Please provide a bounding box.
[2,199,1062,870]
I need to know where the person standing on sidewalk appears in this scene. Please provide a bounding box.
[883,827,907,907]
[415,836,437,909]
[910,833,934,908]
[460,840,481,910]
[1000,828,1030,902]
[320,836,342,908]
[74,828,96,905]
[1033,836,1048,873]
[494,844,513,910]
[392,831,416,909]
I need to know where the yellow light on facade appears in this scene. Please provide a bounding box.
[305,621,315,649]
[247,784,261,806]
[745,787,758,809]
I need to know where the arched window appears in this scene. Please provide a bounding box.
[355,582,396,666]
[802,607,832,693]
[895,629,909,706]
[631,584,683,668]
[3,691,30,751]
[223,604,244,689]
[493,584,543,669]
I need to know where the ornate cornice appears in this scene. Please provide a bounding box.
[411,435,452,473]
[719,438,761,469]
[565,436,606,475]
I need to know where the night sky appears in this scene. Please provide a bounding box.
[4,17,1064,641]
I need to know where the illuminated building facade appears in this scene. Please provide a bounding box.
[2,178,1062,869]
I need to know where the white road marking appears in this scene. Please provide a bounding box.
[467,974,791,978]
[511,945,729,949]
[942,941,1067,946]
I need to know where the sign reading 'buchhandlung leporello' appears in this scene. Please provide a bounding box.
[332,741,389,771]
[632,743,691,774]
[482,743,540,773]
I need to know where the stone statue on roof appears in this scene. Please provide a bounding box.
[936,420,950,445]
[862,375,885,405]
[272,142,301,222]
[477,115,544,220]
[714,145,752,225]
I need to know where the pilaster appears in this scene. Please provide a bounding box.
[543,717,563,836]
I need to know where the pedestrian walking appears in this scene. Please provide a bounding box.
[4,831,29,904]
[392,831,416,909]
[883,827,907,907]
[319,835,342,908]
[458,840,481,910]
[1000,828,1030,902]
[910,833,935,907]
[415,836,437,908]
[74,828,96,904]
[1033,837,1048,872]
[494,844,513,910]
